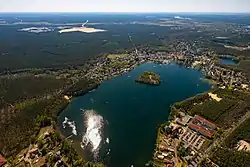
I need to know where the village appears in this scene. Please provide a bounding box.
[1,40,248,93]
[81,41,249,92]
[152,108,219,167]
[0,124,104,167]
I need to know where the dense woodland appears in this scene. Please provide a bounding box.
[64,78,100,96]
[211,118,250,167]
[135,71,160,85]
[0,75,100,159]
[210,118,250,167]
[2,17,245,72]
[0,75,69,108]
[0,96,68,157]
[225,118,250,148]
[0,23,168,71]
[211,147,250,167]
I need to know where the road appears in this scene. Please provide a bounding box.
[205,110,250,156]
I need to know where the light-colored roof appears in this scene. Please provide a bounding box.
[237,140,250,152]
[176,115,192,126]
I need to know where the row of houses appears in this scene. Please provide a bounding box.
[176,113,217,139]
[187,115,217,139]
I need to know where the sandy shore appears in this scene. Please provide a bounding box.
[59,27,106,33]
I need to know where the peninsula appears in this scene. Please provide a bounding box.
[136,71,161,85]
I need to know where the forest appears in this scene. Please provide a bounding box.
[0,23,167,71]
[0,96,68,157]
[0,75,100,158]
[0,75,69,108]
[211,147,250,167]
[135,71,161,85]
[64,78,100,96]
[210,118,250,167]
[224,118,250,148]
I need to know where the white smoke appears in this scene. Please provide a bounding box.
[81,109,104,157]
[82,20,89,27]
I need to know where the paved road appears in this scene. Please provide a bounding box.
[205,110,250,156]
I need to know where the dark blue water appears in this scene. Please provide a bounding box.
[58,63,210,167]
[220,58,238,65]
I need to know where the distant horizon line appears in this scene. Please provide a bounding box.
[0,11,250,14]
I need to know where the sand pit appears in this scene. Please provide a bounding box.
[208,93,222,102]
[59,27,106,33]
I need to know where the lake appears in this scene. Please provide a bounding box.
[58,63,210,167]
[220,58,238,65]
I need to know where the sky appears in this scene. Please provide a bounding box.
[0,0,249,13]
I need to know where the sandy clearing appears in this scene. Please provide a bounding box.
[59,27,106,33]
[208,93,222,102]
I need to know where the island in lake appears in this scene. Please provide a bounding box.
[136,71,161,85]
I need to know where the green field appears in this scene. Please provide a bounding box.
[107,53,129,59]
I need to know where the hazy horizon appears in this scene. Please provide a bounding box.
[0,0,249,13]
[0,12,250,14]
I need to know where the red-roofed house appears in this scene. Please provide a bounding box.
[0,154,6,167]
[194,115,217,130]
[188,122,213,138]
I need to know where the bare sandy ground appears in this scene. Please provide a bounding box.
[208,93,222,102]
[224,45,250,51]
[59,27,106,33]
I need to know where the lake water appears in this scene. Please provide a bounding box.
[58,63,210,167]
[220,58,238,65]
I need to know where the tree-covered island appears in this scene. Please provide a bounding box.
[136,71,161,85]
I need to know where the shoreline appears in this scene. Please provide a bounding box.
[47,48,249,160]
[152,85,250,166]
[57,62,211,164]
[2,43,250,166]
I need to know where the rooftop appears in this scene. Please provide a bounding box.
[0,155,6,167]
[176,115,192,126]
[188,122,213,138]
[237,140,250,152]
[194,115,217,130]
